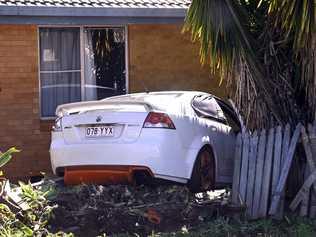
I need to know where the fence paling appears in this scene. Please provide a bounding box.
[308,124,316,218]
[300,127,314,216]
[302,127,316,192]
[300,163,310,216]
[246,131,259,218]
[252,130,266,219]
[279,124,291,218]
[258,127,275,218]
[232,133,242,205]
[239,133,250,204]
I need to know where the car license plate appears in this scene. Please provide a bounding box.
[85,126,114,138]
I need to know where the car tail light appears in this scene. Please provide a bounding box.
[143,112,176,129]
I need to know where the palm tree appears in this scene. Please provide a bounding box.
[183,0,315,129]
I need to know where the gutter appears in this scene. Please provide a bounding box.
[0,5,187,18]
[0,5,187,24]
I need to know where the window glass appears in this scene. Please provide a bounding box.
[192,95,226,122]
[39,28,81,117]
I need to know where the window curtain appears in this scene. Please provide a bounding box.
[39,28,81,117]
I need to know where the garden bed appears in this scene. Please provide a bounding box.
[47,182,235,236]
[1,178,316,236]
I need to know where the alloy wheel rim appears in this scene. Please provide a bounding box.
[200,151,213,190]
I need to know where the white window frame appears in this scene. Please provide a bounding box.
[37,25,129,120]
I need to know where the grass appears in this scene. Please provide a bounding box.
[104,216,316,237]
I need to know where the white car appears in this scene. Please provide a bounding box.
[50,91,240,191]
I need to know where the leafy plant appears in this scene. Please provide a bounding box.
[19,182,57,234]
[0,147,20,176]
[0,181,72,236]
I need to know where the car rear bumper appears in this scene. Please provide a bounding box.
[63,165,153,185]
[50,129,197,184]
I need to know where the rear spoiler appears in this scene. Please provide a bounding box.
[56,100,153,117]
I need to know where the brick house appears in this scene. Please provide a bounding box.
[0,0,227,179]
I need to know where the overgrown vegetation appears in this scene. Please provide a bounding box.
[46,183,316,237]
[1,178,316,236]
[0,148,71,236]
[0,182,72,237]
[184,0,315,129]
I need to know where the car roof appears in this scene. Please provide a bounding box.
[103,91,209,101]
[103,91,210,113]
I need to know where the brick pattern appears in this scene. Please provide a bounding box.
[0,25,52,178]
[0,0,190,8]
[128,24,228,98]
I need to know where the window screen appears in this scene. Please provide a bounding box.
[39,28,81,117]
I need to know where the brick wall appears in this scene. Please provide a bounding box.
[0,25,51,179]
[128,24,227,98]
[0,24,228,179]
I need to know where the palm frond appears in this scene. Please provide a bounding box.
[183,0,284,127]
[268,0,315,53]
[183,0,255,80]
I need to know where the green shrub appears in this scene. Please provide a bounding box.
[0,182,73,237]
[0,147,20,176]
[0,148,71,236]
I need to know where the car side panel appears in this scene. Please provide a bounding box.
[173,114,235,184]
[172,115,220,181]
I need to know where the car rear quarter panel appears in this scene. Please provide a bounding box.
[170,114,219,180]
[172,114,235,184]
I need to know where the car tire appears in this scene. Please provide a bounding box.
[188,146,215,193]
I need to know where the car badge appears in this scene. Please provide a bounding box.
[96,116,102,122]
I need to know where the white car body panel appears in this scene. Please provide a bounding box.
[50,91,238,185]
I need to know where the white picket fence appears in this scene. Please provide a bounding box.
[232,123,302,219]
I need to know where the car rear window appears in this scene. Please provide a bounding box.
[192,94,226,123]
[192,95,218,117]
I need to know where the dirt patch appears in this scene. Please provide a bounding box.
[47,183,237,236]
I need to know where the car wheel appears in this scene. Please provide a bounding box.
[188,146,215,193]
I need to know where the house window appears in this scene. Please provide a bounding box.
[39,27,126,118]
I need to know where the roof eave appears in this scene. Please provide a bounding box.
[0,5,187,18]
